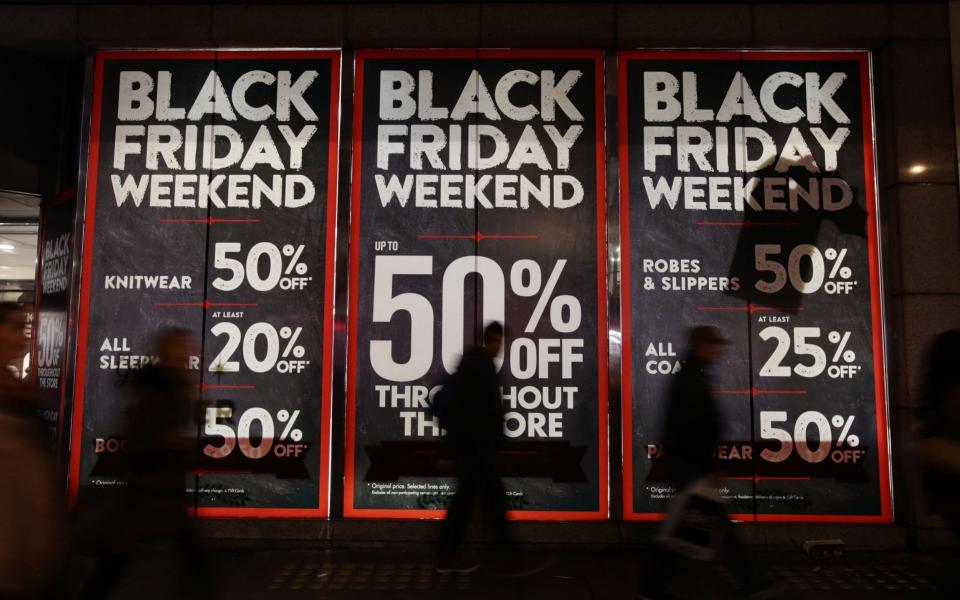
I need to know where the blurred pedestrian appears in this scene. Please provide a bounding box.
[437,322,510,574]
[915,329,960,533]
[79,327,206,599]
[0,302,65,598]
[639,326,774,600]
[915,329,960,596]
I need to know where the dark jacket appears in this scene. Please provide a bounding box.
[661,355,721,478]
[0,373,65,592]
[446,346,504,455]
[916,384,960,514]
[121,365,196,540]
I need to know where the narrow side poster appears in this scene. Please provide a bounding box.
[34,190,76,444]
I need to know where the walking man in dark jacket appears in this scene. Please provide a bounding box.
[437,322,509,573]
[639,326,775,599]
[80,328,207,599]
[661,326,725,490]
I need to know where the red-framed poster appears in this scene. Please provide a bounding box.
[69,49,340,517]
[618,50,891,522]
[33,188,76,449]
[345,49,608,520]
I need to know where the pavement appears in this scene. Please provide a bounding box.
[65,543,957,599]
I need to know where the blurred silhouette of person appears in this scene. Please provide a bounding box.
[724,145,869,311]
[80,327,206,599]
[0,302,65,598]
[437,322,510,574]
[915,330,960,595]
[639,326,774,600]
[661,326,726,491]
[916,329,960,533]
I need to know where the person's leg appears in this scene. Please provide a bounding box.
[936,513,960,596]
[638,463,704,598]
[478,453,510,546]
[637,543,677,599]
[176,520,213,599]
[944,512,960,539]
[438,454,479,559]
[718,519,770,594]
[79,554,131,600]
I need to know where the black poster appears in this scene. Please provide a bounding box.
[347,50,607,519]
[71,50,340,516]
[34,190,76,443]
[619,51,890,521]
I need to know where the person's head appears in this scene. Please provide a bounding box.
[483,321,504,356]
[688,325,728,363]
[0,302,28,366]
[152,327,195,370]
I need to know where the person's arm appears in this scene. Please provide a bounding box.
[915,437,960,475]
[916,387,960,475]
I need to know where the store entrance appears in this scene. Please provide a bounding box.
[0,189,40,380]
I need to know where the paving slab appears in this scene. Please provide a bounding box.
[77,544,956,599]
